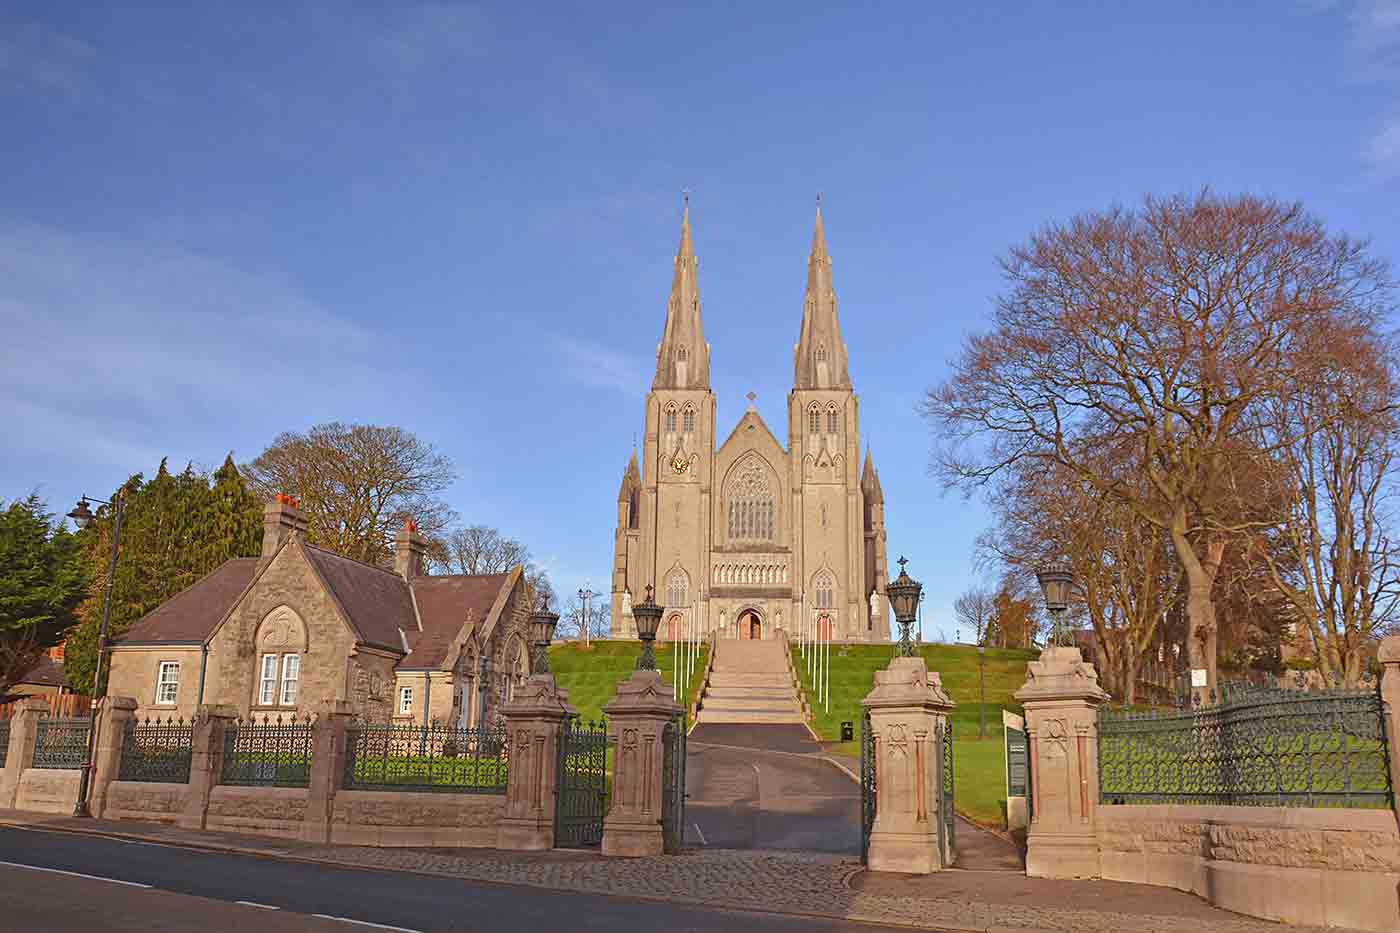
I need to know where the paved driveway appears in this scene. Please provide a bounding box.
[686,724,860,853]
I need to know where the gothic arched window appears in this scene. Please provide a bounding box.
[683,406,695,434]
[727,457,776,542]
[666,570,689,608]
[816,344,828,362]
[677,347,688,362]
[826,405,838,434]
[664,405,677,434]
[808,406,821,434]
[815,573,834,609]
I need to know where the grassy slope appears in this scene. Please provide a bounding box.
[548,641,709,725]
[792,642,1036,826]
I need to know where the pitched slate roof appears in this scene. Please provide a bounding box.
[302,545,417,652]
[20,655,66,687]
[398,572,514,670]
[119,558,260,644]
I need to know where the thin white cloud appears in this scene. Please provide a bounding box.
[1319,1,1400,170]
[549,334,648,394]
[0,18,95,97]
[0,225,396,481]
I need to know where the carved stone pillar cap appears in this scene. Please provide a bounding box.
[604,669,682,718]
[1015,646,1109,704]
[1378,635,1400,666]
[501,674,577,720]
[862,656,956,712]
[104,696,139,712]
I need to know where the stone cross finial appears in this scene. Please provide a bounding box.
[746,391,756,411]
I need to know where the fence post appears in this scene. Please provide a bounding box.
[303,701,353,843]
[860,655,957,873]
[178,704,237,831]
[498,674,576,851]
[1379,636,1400,827]
[1015,645,1109,879]
[602,669,681,857]
[88,697,138,819]
[0,698,48,808]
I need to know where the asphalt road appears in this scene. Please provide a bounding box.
[686,724,861,854]
[0,825,899,933]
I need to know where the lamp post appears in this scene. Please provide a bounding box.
[529,600,560,675]
[977,641,987,738]
[631,584,664,672]
[887,556,923,658]
[66,492,125,819]
[1036,563,1075,649]
[577,585,595,648]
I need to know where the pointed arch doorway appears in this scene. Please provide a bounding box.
[738,609,762,640]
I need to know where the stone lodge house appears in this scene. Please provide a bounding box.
[106,497,536,724]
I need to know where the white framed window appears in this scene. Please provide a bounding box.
[259,654,279,705]
[399,685,413,715]
[279,653,300,706]
[155,661,180,705]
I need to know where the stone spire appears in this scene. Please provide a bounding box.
[653,200,710,390]
[617,449,641,503]
[861,447,884,503]
[793,201,851,389]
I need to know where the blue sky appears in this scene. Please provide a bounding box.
[3,2,1398,640]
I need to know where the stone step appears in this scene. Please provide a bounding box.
[701,697,803,712]
[703,685,795,698]
[707,672,792,684]
[696,709,806,724]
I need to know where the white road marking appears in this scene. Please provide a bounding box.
[693,822,707,845]
[236,900,280,909]
[0,860,151,888]
[312,915,424,932]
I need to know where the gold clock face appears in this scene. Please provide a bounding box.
[672,453,690,474]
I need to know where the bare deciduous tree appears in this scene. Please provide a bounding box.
[242,422,457,567]
[953,586,996,645]
[926,192,1393,697]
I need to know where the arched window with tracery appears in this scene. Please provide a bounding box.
[807,405,821,434]
[664,404,677,434]
[726,457,776,542]
[816,344,828,362]
[826,404,838,434]
[815,573,834,609]
[683,406,695,434]
[677,347,688,362]
[665,569,689,608]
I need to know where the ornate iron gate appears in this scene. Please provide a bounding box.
[661,711,687,854]
[860,710,876,865]
[554,717,608,848]
[937,718,956,865]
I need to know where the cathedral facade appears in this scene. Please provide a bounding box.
[611,206,891,644]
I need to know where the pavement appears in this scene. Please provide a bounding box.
[0,812,1366,933]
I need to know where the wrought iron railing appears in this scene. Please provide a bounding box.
[0,718,10,768]
[32,716,91,769]
[343,721,508,793]
[1099,682,1392,808]
[220,714,314,787]
[119,717,193,783]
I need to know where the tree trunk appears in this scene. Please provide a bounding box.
[1123,649,1138,707]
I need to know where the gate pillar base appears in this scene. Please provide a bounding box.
[602,670,681,858]
[1014,646,1109,880]
[862,656,957,874]
[498,674,576,852]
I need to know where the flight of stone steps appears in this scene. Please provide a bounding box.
[695,639,805,725]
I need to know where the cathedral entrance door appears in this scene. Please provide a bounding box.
[739,610,761,640]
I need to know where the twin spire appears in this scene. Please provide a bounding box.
[652,199,850,391]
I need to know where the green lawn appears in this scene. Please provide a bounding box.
[791,643,1036,826]
[549,640,709,726]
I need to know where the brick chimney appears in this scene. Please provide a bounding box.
[394,518,427,579]
[262,494,307,562]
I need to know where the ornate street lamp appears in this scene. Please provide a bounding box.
[631,584,664,671]
[887,556,923,658]
[529,599,560,675]
[65,492,125,819]
[1036,563,1075,648]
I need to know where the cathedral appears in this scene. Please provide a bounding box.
[610,205,891,644]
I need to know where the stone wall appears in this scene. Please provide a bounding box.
[104,780,188,823]
[1097,805,1400,932]
[205,786,309,838]
[13,768,80,813]
[331,790,504,847]
[107,645,205,719]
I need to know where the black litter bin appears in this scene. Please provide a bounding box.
[840,720,853,742]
